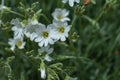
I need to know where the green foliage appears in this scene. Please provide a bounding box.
[0,0,120,80]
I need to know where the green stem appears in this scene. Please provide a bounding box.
[69,15,77,51]
[6,9,25,18]
[56,56,89,61]
[82,15,92,22]
[95,1,108,22]
[0,0,4,18]
[57,0,60,7]
[0,11,3,19]
[71,16,77,26]
[95,10,104,22]
[0,42,8,46]
[40,14,51,24]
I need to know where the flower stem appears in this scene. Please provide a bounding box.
[0,0,5,19]
[6,10,25,18]
[40,14,51,24]
[0,42,8,46]
[95,9,104,22]
[1,0,4,6]
[95,1,108,22]
[69,15,77,52]
[71,15,77,26]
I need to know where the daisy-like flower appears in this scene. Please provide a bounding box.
[51,21,71,41]
[11,18,25,39]
[38,46,53,62]
[35,24,55,47]
[62,0,80,7]
[24,18,41,41]
[52,8,70,22]
[8,38,26,51]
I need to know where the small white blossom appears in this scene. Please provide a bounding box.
[39,61,46,79]
[52,8,70,22]
[40,68,46,79]
[8,38,26,51]
[35,24,55,47]
[28,18,39,25]
[38,46,53,79]
[38,46,53,62]
[62,0,80,7]
[11,18,25,39]
[0,0,7,11]
[0,5,7,11]
[24,19,40,41]
[50,21,71,41]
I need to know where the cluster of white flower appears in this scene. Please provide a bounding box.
[8,8,71,51]
[8,8,71,79]
[7,0,80,79]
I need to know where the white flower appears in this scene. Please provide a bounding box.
[38,46,53,79]
[24,19,40,41]
[11,18,25,39]
[0,5,7,11]
[62,0,80,7]
[38,46,53,62]
[50,21,71,41]
[52,8,70,22]
[0,0,5,11]
[35,24,55,47]
[39,61,46,79]
[28,18,39,25]
[0,0,7,11]
[8,38,26,51]
[37,46,53,79]
[40,68,46,79]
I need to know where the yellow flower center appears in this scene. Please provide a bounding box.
[16,40,22,47]
[58,26,65,33]
[57,15,62,20]
[42,31,49,38]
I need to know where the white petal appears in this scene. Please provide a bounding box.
[35,37,42,42]
[63,9,69,17]
[48,48,54,54]
[62,0,68,3]
[75,0,80,3]
[61,18,70,22]
[10,45,15,51]
[44,40,49,47]
[19,42,26,49]
[41,69,46,79]
[38,40,44,47]
[45,55,52,62]
[69,0,74,7]
[61,36,66,41]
